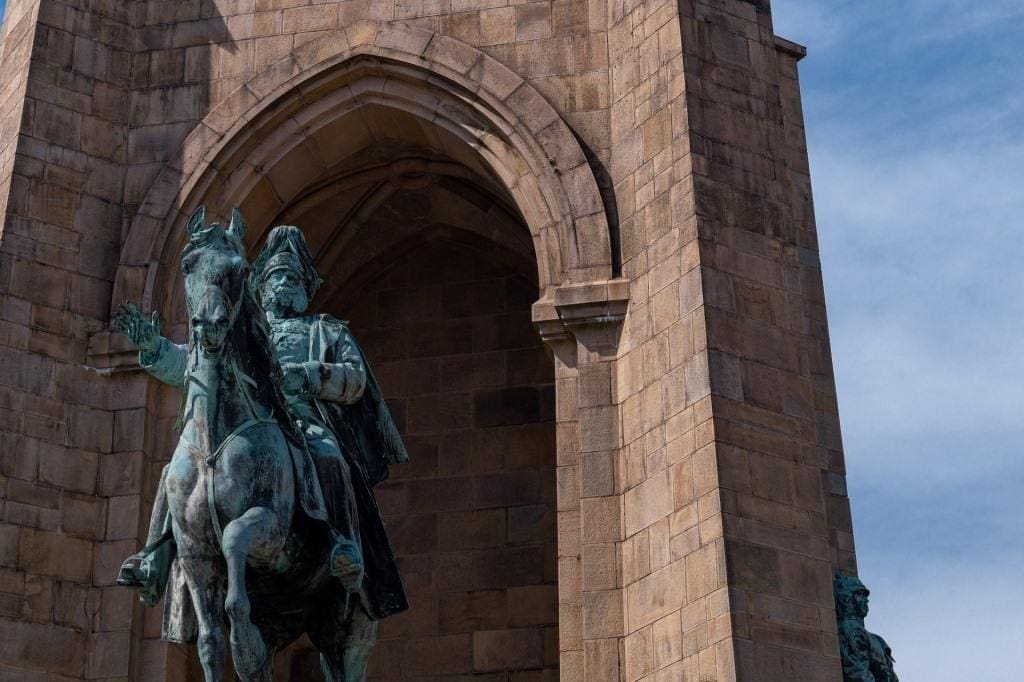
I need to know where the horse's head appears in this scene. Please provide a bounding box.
[181,206,250,354]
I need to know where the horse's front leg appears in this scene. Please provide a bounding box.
[222,506,285,681]
[179,554,227,682]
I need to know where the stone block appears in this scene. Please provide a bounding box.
[37,444,97,495]
[60,492,106,540]
[440,589,507,634]
[580,496,620,544]
[19,574,53,625]
[623,469,673,537]
[474,627,544,672]
[625,561,685,632]
[403,634,474,676]
[515,3,552,42]
[407,476,474,513]
[623,624,653,679]
[53,580,97,631]
[473,386,544,427]
[507,584,559,627]
[582,588,623,639]
[508,504,556,545]
[0,619,86,675]
[16,528,92,583]
[685,541,722,602]
[474,470,541,509]
[437,508,506,550]
[474,546,546,590]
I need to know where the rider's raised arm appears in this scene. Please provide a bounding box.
[112,302,188,388]
[140,338,188,388]
[307,327,366,405]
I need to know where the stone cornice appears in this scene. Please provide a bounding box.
[774,35,808,61]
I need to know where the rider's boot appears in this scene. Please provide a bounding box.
[329,534,364,592]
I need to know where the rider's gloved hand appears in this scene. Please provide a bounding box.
[281,362,310,396]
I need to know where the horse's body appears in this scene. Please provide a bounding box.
[162,210,364,681]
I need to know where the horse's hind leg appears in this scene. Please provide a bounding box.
[342,597,378,681]
[311,593,378,682]
[221,506,284,681]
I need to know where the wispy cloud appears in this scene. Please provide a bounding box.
[775,1,1024,679]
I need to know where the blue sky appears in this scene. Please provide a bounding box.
[772,1,1024,679]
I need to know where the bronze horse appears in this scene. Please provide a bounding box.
[122,210,370,681]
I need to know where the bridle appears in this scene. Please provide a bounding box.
[183,274,277,545]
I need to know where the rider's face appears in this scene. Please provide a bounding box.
[852,588,869,618]
[262,268,308,316]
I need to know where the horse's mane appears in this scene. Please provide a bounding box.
[231,281,306,446]
[176,230,305,446]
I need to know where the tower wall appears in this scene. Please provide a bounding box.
[0,1,855,679]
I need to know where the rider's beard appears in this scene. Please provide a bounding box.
[266,286,307,318]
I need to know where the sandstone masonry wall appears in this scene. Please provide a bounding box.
[0,0,142,678]
[0,1,856,680]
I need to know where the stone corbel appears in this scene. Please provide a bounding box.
[533,279,630,354]
[86,261,162,374]
[86,330,147,374]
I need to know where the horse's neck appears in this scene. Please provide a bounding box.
[185,348,262,454]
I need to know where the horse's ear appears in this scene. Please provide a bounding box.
[187,205,206,239]
[227,207,246,243]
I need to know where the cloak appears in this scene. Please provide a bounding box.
[308,315,409,619]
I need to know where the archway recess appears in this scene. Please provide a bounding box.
[114,20,616,317]
[108,20,623,681]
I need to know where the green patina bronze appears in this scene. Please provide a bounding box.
[113,207,408,681]
[834,573,899,682]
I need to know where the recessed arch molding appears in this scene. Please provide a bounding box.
[113,20,622,327]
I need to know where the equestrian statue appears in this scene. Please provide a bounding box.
[112,207,408,681]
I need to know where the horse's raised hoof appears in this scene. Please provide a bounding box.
[329,538,364,591]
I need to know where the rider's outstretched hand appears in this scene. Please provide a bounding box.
[113,301,163,357]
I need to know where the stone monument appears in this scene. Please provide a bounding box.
[0,0,888,679]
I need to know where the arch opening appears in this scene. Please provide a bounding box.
[136,43,579,679]
[120,45,617,319]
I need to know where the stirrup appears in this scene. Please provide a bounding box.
[116,531,174,607]
[117,553,154,590]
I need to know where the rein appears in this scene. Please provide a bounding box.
[184,284,277,545]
